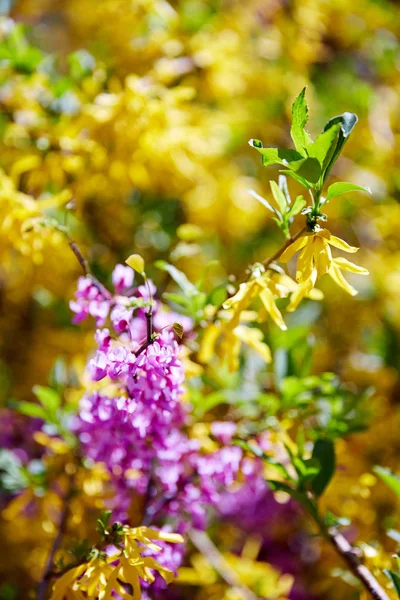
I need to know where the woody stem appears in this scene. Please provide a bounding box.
[262,226,306,269]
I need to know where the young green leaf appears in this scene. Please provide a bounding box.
[311,439,336,497]
[248,140,303,167]
[268,480,318,517]
[248,189,281,217]
[384,570,400,597]
[9,400,47,421]
[325,182,371,202]
[290,88,312,154]
[306,123,341,174]
[279,175,291,205]
[208,285,228,307]
[280,169,312,190]
[32,385,60,414]
[155,260,198,296]
[322,112,358,177]
[162,293,191,308]
[125,253,145,274]
[270,180,287,214]
[286,195,306,219]
[374,466,400,497]
[287,156,321,184]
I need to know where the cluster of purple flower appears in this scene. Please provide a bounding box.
[70,265,252,584]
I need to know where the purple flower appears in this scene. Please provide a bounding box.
[110,305,134,334]
[70,276,110,326]
[72,273,249,574]
[211,421,237,444]
[112,264,134,294]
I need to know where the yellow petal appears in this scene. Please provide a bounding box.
[101,564,122,600]
[287,270,317,312]
[233,325,272,363]
[314,236,332,278]
[222,281,260,328]
[296,239,314,283]
[328,263,358,296]
[327,235,358,253]
[267,278,291,299]
[141,527,184,544]
[307,288,324,300]
[198,324,220,364]
[332,257,369,274]
[222,281,254,309]
[219,330,241,372]
[271,272,297,292]
[259,288,287,330]
[279,235,308,263]
[50,565,87,600]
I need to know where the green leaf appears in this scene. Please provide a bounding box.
[191,390,227,418]
[10,400,47,420]
[384,570,400,597]
[270,181,287,214]
[279,175,291,205]
[374,466,400,496]
[290,88,312,154]
[286,195,306,219]
[268,480,318,517]
[249,141,304,167]
[288,156,321,184]
[208,285,228,307]
[311,439,336,496]
[155,261,198,296]
[248,189,281,217]
[280,169,312,190]
[322,112,358,176]
[172,322,184,339]
[306,123,341,173]
[325,182,371,203]
[32,386,60,414]
[162,293,191,308]
[126,254,145,274]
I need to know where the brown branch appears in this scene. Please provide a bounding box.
[146,310,153,344]
[189,529,260,600]
[67,237,111,299]
[325,528,391,600]
[69,240,90,275]
[262,226,306,269]
[37,475,75,600]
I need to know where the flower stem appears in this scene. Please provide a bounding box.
[311,512,391,600]
[37,475,75,600]
[67,236,111,299]
[189,529,259,600]
[261,226,306,269]
[325,529,391,600]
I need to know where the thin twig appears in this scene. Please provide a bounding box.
[67,237,111,299]
[189,529,260,600]
[325,528,391,600]
[37,475,75,600]
[69,240,90,275]
[262,226,306,269]
[146,310,153,344]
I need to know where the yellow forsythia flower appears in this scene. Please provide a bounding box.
[222,267,290,331]
[280,228,368,310]
[50,527,183,600]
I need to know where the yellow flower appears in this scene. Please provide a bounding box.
[198,266,323,371]
[280,229,368,310]
[222,267,290,331]
[50,527,184,600]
